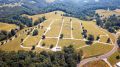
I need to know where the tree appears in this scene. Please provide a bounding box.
[83,33,87,39]
[31,45,35,50]
[15,35,17,38]
[21,39,24,43]
[42,35,46,39]
[60,34,64,39]
[96,36,100,41]
[11,29,16,36]
[42,43,46,47]
[107,38,111,43]
[86,34,94,45]
[116,55,120,60]
[108,27,116,33]
[117,36,120,47]
[82,29,88,39]
[50,44,54,49]
[87,34,94,41]
[32,29,38,36]
[0,30,8,41]
[55,12,57,14]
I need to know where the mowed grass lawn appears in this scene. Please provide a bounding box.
[96,9,120,19]
[80,20,115,44]
[23,28,44,47]
[81,60,109,67]
[23,11,64,22]
[0,27,30,51]
[108,50,120,65]
[81,43,113,58]
[97,26,116,43]
[72,19,83,39]
[0,22,17,31]
[61,17,71,38]
[81,20,106,39]
[46,19,62,37]
[23,19,54,47]
[100,36,109,43]
[58,39,86,48]
[40,38,57,48]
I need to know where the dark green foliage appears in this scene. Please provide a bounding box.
[31,46,35,50]
[96,36,100,41]
[50,44,54,49]
[82,29,87,38]
[32,29,38,36]
[116,55,120,60]
[86,34,94,45]
[0,15,33,27]
[107,38,111,43]
[96,14,120,33]
[12,15,33,27]
[34,16,46,26]
[0,30,8,41]
[117,36,120,47]
[21,39,24,43]
[0,29,18,41]
[42,43,46,47]
[87,34,94,41]
[42,35,46,40]
[11,29,16,36]
[60,34,64,39]
[0,45,82,67]
[85,40,93,45]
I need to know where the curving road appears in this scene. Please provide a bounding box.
[77,32,119,67]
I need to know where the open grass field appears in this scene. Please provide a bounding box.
[81,60,109,67]
[72,19,83,39]
[58,39,86,48]
[45,19,62,37]
[61,17,71,38]
[0,22,17,31]
[80,20,106,38]
[81,43,113,58]
[0,11,115,59]
[96,9,120,19]
[40,38,57,48]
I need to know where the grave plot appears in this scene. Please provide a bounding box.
[58,39,86,48]
[40,38,57,49]
[46,19,63,37]
[61,17,72,38]
[72,19,83,39]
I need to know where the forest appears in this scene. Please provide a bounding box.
[0,45,82,67]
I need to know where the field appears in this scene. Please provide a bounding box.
[96,9,120,19]
[0,11,115,59]
[0,22,17,31]
[81,60,109,67]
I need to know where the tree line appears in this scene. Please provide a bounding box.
[0,45,82,67]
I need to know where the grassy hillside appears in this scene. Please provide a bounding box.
[0,11,115,60]
[96,9,120,19]
[0,22,17,31]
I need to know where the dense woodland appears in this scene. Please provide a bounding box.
[0,45,82,67]
[96,14,120,33]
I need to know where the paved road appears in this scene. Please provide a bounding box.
[77,32,119,67]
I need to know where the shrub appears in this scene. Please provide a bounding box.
[32,29,38,36]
